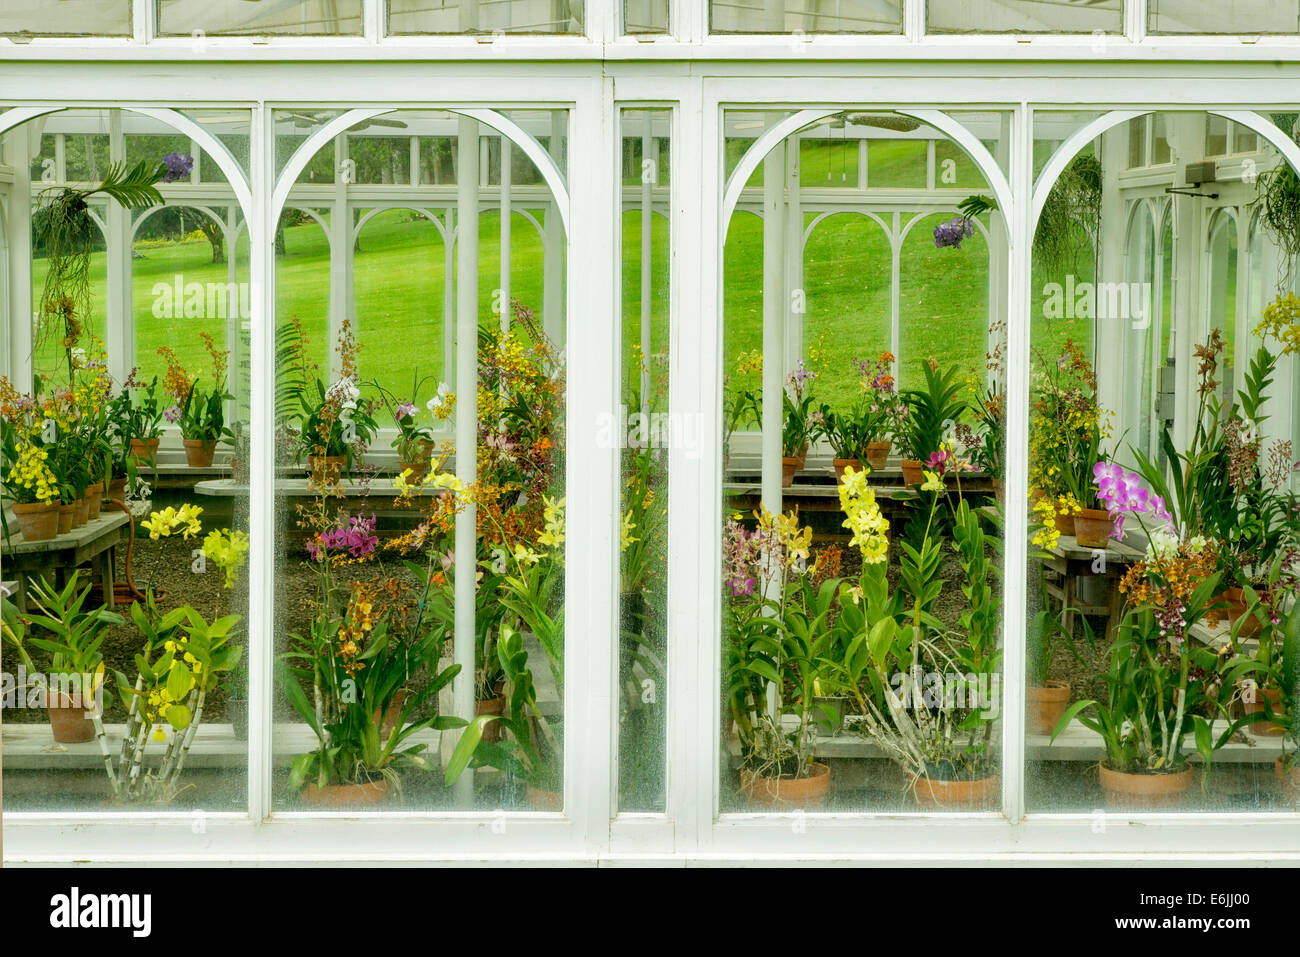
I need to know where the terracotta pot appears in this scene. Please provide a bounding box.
[1027,680,1072,736]
[1245,686,1287,737]
[782,456,801,488]
[912,773,999,810]
[72,497,88,528]
[307,455,346,488]
[833,457,862,482]
[400,459,430,484]
[107,476,127,499]
[129,437,160,464]
[301,778,392,808]
[900,459,925,487]
[1098,763,1193,809]
[1222,587,1263,639]
[740,761,831,809]
[182,438,217,467]
[1275,756,1300,802]
[371,688,408,736]
[85,481,104,520]
[11,500,59,541]
[56,502,75,535]
[865,440,891,470]
[794,442,809,469]
[476,695,506,744]
[526,785,563,811]
[1073,507,1112,548]
[992,477,1005,504]
[1052,511,1076,538]
[48,692,95,744]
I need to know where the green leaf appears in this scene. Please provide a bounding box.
[166,661,194,702]
[166,704,193,731]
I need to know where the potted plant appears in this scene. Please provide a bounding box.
[1026,605,1071,737]
[781,361,820,486]
[3,439,61,540]
[723,507,836,808]
[722,350,762,472]
[279,535,466,807]
[857,351,907,469]
[158,337,234,467]
[286,320,378,487]
[833,478,1002,808]
[372,374,453,483]
[1029,339,1107,547]
[2,572,122,743]
[123,374,165,465]
[899,358,966,487]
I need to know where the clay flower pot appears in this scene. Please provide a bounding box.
[991,477,1005,504]
[1222,586,1264,639]
[182,438,217,467]
[1072,507,1112,548]
[476,694,506,744]
[1245,686,1287,737]
[832,458,862,482]
[56,502,75,535]
[48,692,95,744]
[865,440,891,470]
[782,456,801,488]
[1027,680,1072,736]
[107,475,128,499]
[301,778,393,808]
[129,437,160,464]
[793,442,809,469]
[307,454,346,488]
[900,459,925,487]
[72,497,89,528]
[525,785,563,811]
[1098,764,1194,810]
[85,481,104,520]
[912,773,999,810]
[740,761,831,809]
[11,501,59,541]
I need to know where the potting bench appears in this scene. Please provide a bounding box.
[1,511,129,611]
[1041,534,1146,641]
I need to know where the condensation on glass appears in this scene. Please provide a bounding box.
[1148,1,1300,34]
[927,0,1122,34]
[618,107,669,812]
[270,109,569,811]
[0,1,131,35]
[156,0,364,36]
[710,1,902,34]
[0,107,253,812]
[1026,110,1295,813]
[720,109,1008,813]
[388,0,584,34]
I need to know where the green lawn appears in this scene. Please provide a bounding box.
[26,139,1100,423]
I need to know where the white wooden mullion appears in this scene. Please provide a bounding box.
[248,100,275,824]
[1000,101,1032,825]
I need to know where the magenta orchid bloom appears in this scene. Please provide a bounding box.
[395,401,418,422]
[1093,461,1172,538]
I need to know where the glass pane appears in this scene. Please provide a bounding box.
[388,0,584,34]
[270,109,569,811]
[928,0,1122,33]
[156,0,364,36]
[1149,1,1300,34]
[721,109,1007,813]
[0,1,131,35]
[1128,116,1149,170]
[1027,111,1299,814]
[618,108,670,812]
[710,0,903,34]
[2,108,252,813]
[624,0,668,33]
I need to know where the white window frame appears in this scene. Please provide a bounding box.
[4,43,1300,867]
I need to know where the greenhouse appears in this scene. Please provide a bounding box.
[1,0,1299,867]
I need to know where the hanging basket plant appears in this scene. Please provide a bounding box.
[32,153,191,379]
[933,194,997,250]
[1034,151,1102,277]
[1254,158,1300,293]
